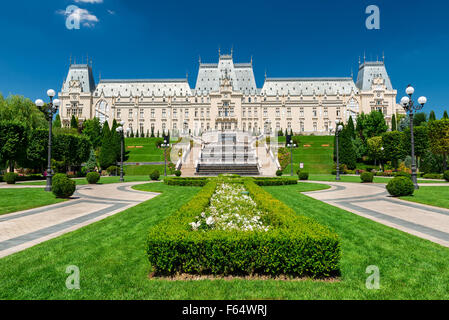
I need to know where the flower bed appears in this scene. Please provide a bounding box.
[190,182,269,232]
[147,178,341,278]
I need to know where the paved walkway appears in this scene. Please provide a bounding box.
[0,182,158,258]
[304,182,449,247]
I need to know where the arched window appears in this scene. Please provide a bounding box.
[95,100,109,124]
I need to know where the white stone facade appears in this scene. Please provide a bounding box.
[58,53,401,135]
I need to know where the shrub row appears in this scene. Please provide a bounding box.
[422,173,443,180]
[164,177,209,187]
[147,179,341,278]
[252,177,298,186]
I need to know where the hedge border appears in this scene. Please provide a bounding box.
[147,178,340,278]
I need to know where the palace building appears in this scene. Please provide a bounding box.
[58,52,401,136]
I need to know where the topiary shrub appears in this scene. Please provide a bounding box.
[360,172,374,183]
[86,172,100,184]
[298,172,309,181]
[394,171,412,179]
[386,176,414,197]
[443,171,449,182]
[106,166,118,176]
[4,172,18,184]
[150,170,160,181]
[276,170,283,177]
[52,174,76,198]
[175,170,182,177]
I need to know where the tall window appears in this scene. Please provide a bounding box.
[324,108,328,117]
[162,109,166,118]
[276,108,280,117]
[95,100,109,124]
[117,108,121,119]
[173,108,177,118]
[287,108,291,117]
[313,108,317,117]
[263,108,268,117]
[313,122,317,132]
[300,108,304,117]
[128,109,133,119]
[140,109,144,119]
[151,109,155,118]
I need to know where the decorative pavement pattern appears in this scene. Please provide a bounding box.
[0,182,158,258]
[304,182,449,248]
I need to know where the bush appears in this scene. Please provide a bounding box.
[147,179,340,278]
[360,172,374,183]
[386,176,415,197]
[394,171,411,179]
[150,170,160,181]
[164,177,208,186]
[253,177,298,186]
[275,170,283,177]
[422,173,443,180]
[174,170,182,177]
[444,171,449,182]
[106,166,118,176]
[4,172,17,184]
[298,172,309,181]
[52,174,76,198]
[86,172,100,184]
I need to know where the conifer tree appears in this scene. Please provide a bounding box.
[429,110,436,121]
[391,114,397,131]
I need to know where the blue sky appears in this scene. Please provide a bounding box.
[0,0,448,117]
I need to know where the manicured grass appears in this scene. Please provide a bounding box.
[306,174,449,184]
[125,137,172,163]
[1,182,449,299]
[20,175,153,186]
[282,136,334,174]
[0,188,65,216]
[401,187,449,209]
[124,165,165,176]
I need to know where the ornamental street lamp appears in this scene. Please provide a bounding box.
[286,140,297,177]
[35,89,60,192]
[330,121,344,181]
[161,138,170,177]
[115,121,126,182]
[400,85,427,189]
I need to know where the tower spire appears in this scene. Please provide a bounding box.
[69,54,72,66]
[382,51,385,62]
[199,55,201,64]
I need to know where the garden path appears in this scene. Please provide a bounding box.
[304,181,449,247]
[0,182,158,258]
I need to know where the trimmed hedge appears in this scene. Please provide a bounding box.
[4,172,18,184]
[147,179,340,278]
[52,174,76,198]
[86,172,100,184]
[386,176,415,197]
[360,172,374,183]
[252,177,298,186]
[423,173,443,180]
[444,171,449,182]
[164,177,209,187]
[298,172,309,181]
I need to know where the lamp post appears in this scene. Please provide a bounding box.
[330,121,344,181]
[35,90,60,192]
[115,121,126,182]
[286,141,297,176]
[161,138,170,177]
[400,85,427,189]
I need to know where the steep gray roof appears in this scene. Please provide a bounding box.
[94,79,192,97]
[194,55,258,95]
[62,64,96,93]
[356,61,393,91]
[261,77,358,96]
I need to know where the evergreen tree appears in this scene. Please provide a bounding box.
[98,121,117,170]
[146,129,149,138]
[70,115,78,129]
[141,130,145,138]
[339,126,356,170]
[157,130,160,138]
[443,111,449,119]
[382,131,406,169]
[130,129,134,138]
[285,128,288,137]
[151,127,155,138]
[429,110,436,121]
[82,117,102,150]
[85,149,97,172]
[391,114,397,131]
[346,116,355,139]
[136,130,139,138]
[413,112,427,127]
[53,114,62,128]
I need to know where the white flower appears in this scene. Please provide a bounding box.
[206,216,215,226]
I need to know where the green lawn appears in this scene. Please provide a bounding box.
[125,137,169,163]
[124,165,166,176]
[401,186,449,209]
[0,188,65,216]
[282,136,334,174]
[20,175,154,186]
[305,174,449,184]
[1,182,449,299]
